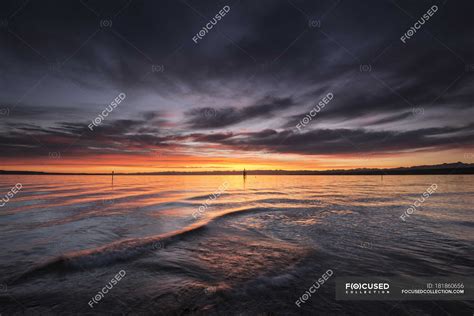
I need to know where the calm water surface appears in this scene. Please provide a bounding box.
[0,175,473,315]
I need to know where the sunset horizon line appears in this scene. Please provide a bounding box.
[1,161,472,176]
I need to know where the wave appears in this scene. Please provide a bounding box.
[7,206,290,285]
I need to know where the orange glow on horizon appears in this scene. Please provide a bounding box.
[0,148,470,173]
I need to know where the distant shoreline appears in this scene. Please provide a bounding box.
[1,162,473,176]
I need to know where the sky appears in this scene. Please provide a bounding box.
[0,0,473,172]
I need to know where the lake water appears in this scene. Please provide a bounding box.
[0,175,473,315]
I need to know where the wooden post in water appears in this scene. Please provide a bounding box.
[112,170,114,186]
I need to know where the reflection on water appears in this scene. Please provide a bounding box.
[0,175,473,314]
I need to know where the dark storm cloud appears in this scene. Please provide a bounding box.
[185,96,295,129]
[0,112,169,157]
[283,52,472,129]
[0,0,473,159]
[188,124,474,155]
[1,116,473,158]
[0,1,467,90]
[0,0,463,95]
